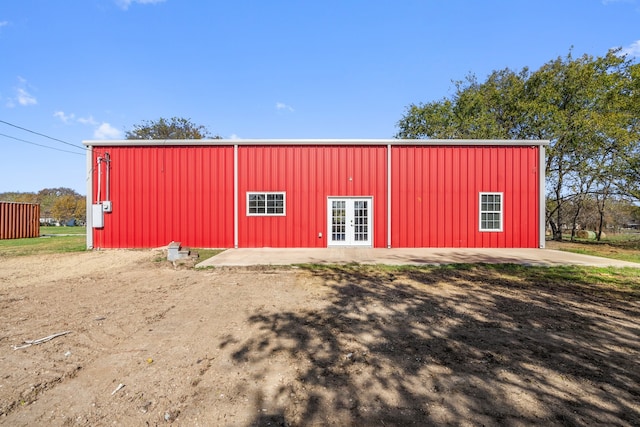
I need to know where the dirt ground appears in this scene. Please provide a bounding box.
[0,250,638,426]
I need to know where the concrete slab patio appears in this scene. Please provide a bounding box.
[196,247,640,268]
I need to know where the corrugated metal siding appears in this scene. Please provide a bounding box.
[392,145,539,248]
[92,146,234,248]
[0,202,40,239]
[90,143,542,249]
[237,145,388,247]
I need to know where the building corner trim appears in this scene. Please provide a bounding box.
[86,146,94,249]
[387,144,392,248]
[233,144,239,249]
[539,145,546,249]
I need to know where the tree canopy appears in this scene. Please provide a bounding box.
[125,117,220,140]
[396,49,640,240]
[0,187,85,224]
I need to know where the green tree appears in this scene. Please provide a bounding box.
[37,187,81,218]
[396,68,533,140]
[74,197,86,223]
[622,155,640,200]
[125,117,220,140]
[0,192,37,203]
[529,50,638,239]
[1,189,86,224]
[616,62,640,200]
[51,194,82,224]
[396,49,640,240]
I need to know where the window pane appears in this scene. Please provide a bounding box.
[480,193,502,231]
[248,192,285,215]
[332,201,346,241]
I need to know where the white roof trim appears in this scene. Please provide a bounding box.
[84,138,550,147]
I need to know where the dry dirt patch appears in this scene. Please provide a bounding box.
[0,251,638,426]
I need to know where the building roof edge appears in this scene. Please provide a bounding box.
[83,138,550,147]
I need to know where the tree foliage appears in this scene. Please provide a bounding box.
[396,49,640,239]
[396,68,535,140]
[0,188,85,224]
[125,117,220,140]
[51,194,84,225]
[0,191,38,204]
[37,187,80,217]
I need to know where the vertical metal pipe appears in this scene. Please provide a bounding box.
[96,156,102,203]
[234,144,238,248]
[86,146,94,249]
[538,144,546,248]
[105,152,111,201]
[387,144,392,248]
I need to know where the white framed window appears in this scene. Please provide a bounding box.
[479,192,503,232]
[247,192,286,216]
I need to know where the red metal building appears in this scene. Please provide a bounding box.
[83,139,548,249]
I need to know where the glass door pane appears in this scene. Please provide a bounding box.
[331,200,346,242]
[327,198,372,247]
[353,200,368,241]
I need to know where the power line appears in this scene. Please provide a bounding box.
[0,119,87,151]
[0,132,85,156]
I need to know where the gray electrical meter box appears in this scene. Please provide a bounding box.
[92,204,104,228]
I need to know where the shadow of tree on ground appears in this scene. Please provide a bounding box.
[230,264,640,426]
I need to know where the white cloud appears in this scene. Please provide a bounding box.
[54,111,118,139]
[94,123,122,139]
[115,0,166,10]
[16,88,37,106]
[54,111,99,126]
[53,111,75,123]
[276,102,294,112]
[229,133,240,140]
[5,77,37,108]
[77,115,98,126]
[0,21,8,28]
[620,39,640,57]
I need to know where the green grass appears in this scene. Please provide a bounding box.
[0,231,225,263]
[0,234,86,257]
[193,248,225,262]
[299,263,640,293]
[568,247,640,263]
[40,225,87,235]
[553,233,640,264]
[483,263,640,290]
[601,233,640,246]
[0,226,88,256]
[2,232,638,295]
[153,248,225,264]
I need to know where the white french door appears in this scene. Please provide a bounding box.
[327,197,373,247]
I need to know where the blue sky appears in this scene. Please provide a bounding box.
[1,0,639,194]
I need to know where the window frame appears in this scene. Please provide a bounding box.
[479,192,503,232]
[246,192,286,216]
